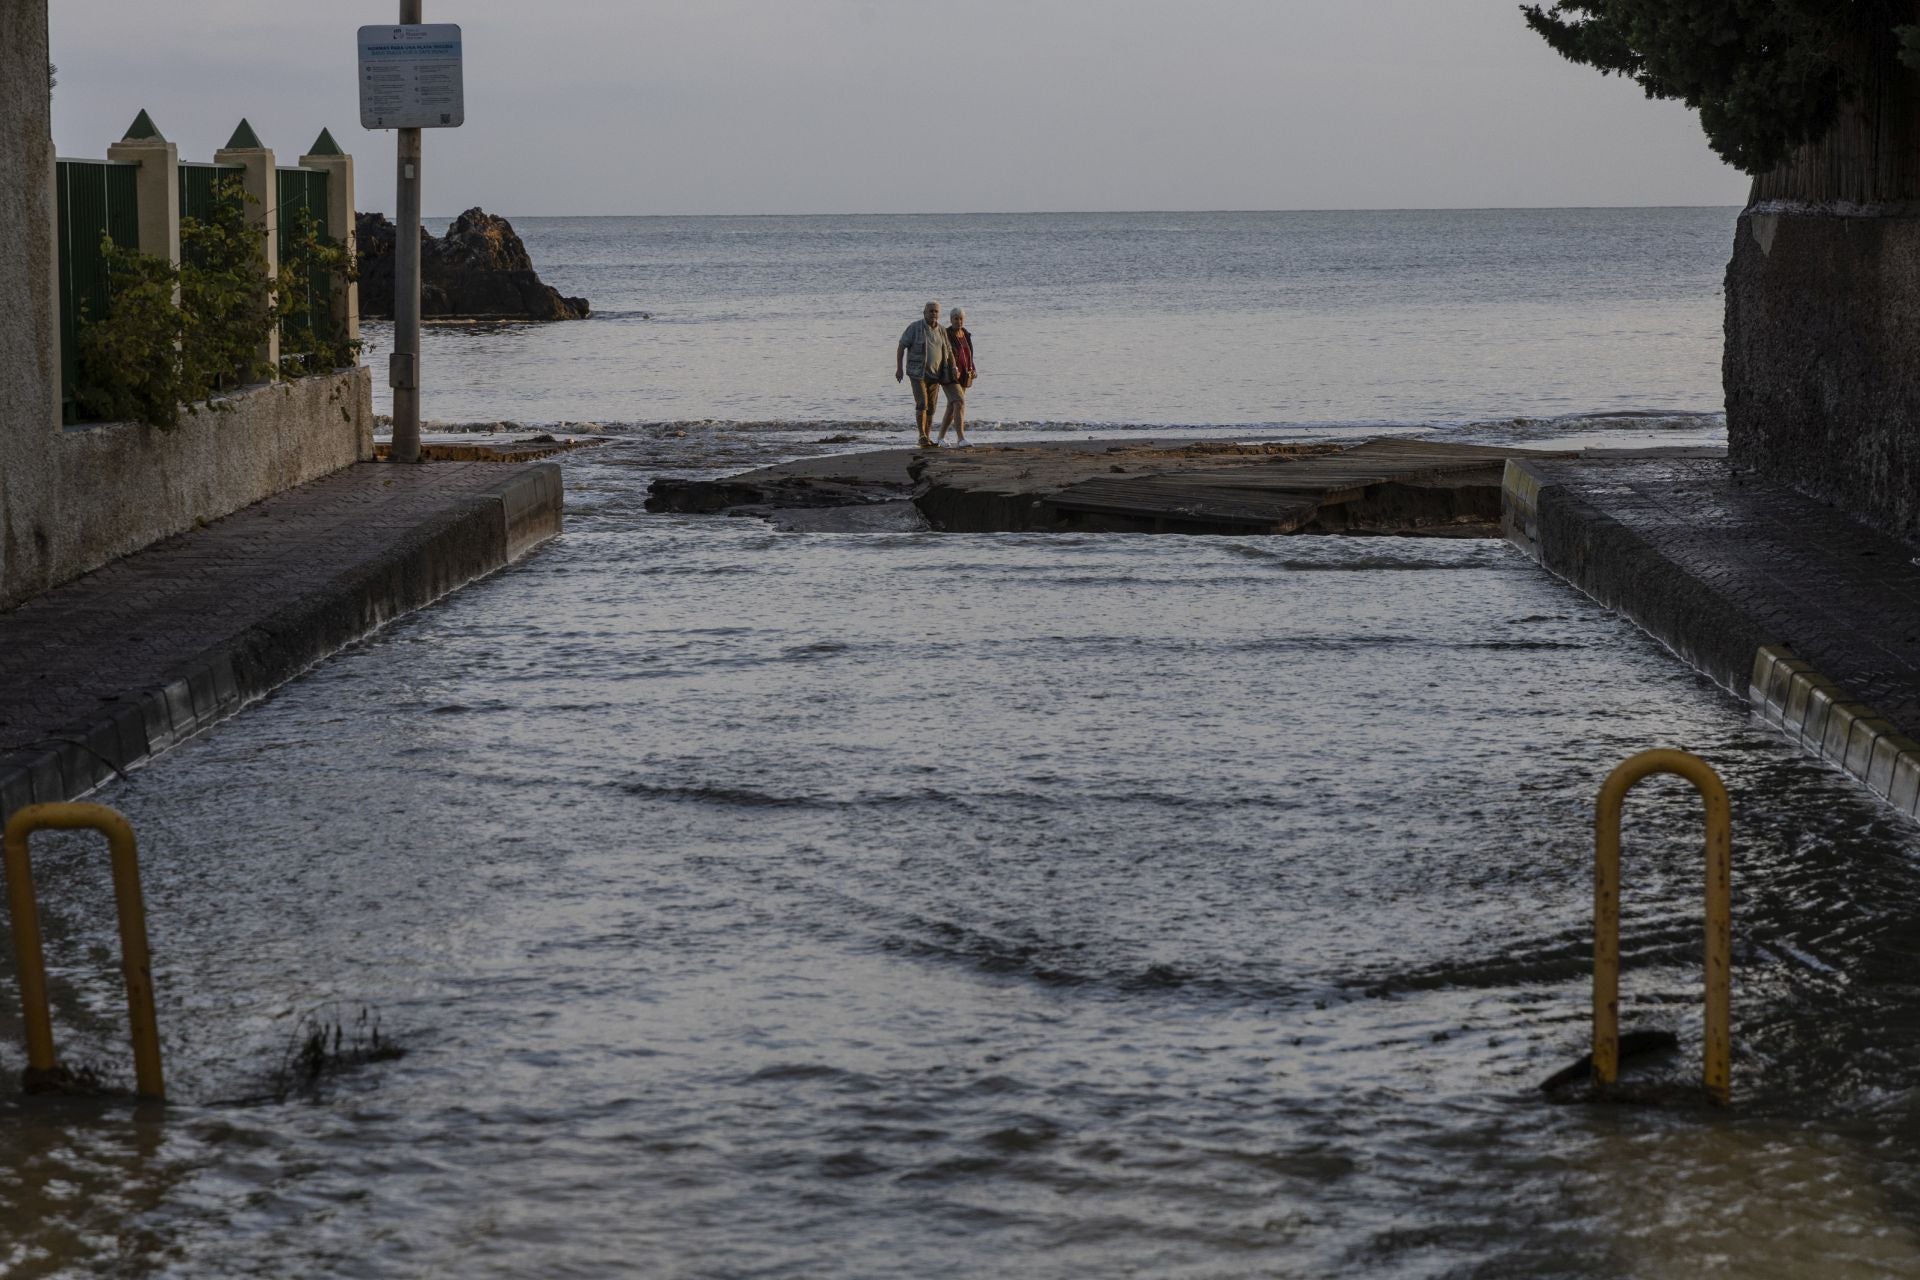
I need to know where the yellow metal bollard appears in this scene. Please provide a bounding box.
[1593,750,1732,1105]
[2,803,164,1101]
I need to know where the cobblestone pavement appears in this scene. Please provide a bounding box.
[1523,456,1920,737]
[0,461,560,820]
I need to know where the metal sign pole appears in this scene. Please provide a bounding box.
[390,0,424,464]
[360,8,461,464]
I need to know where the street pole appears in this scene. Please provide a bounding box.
[390,0,424,463]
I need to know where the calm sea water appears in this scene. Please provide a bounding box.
[15,212,1920,1279]
[369,208,1736,435]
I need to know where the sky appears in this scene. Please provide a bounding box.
[47,0,1752,217]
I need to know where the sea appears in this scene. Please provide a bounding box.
[10,210,1920,1280]
[373,207,1732,438]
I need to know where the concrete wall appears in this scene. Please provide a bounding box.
[0,370,376,609]
[0,0,60,601]
[1725,209,1920,537]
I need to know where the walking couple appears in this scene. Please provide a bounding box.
[895,301,976,448]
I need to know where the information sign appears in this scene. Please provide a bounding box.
[358,24,464,129]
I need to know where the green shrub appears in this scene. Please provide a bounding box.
[179,179,273,402]
[71,176,357,429]
[71,240,187,428]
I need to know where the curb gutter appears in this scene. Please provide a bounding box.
[1502,458,1920,819]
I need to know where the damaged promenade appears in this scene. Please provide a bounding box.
[645,436,1589,535]
[651,433,1920,822]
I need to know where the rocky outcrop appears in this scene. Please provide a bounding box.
[356,208,589,321]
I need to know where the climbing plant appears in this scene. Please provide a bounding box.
[277,202,360,377]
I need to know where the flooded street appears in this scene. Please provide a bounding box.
[5,434,1920,1276]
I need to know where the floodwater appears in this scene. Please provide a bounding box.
[9,208,1920,1275]
[6,430,1920,1277]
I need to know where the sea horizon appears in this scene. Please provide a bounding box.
[377,206,1737,432]
[418,202,1748,221]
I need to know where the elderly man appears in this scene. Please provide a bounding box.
[895,300,955,449]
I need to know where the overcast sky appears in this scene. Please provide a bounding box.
[48,0,1751,217]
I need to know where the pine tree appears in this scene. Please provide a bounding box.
[1521,2,1920,174]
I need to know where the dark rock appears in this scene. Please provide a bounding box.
[355,207,589,322]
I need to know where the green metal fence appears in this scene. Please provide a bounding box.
[176,162,241,227]
[55,159,141,424]
[55,157,342,421]
[276,166,333,368]
[176,162,241,275]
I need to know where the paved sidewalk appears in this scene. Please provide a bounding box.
[1505,455,1920,816]
[0,461,561,821]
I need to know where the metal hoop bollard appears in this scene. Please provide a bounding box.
[1593,750,1732,1105]
[2,803,165,1101]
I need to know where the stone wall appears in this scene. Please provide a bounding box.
[1725,210,1920,537]
[1726,27,1920,539]
[0,371,376,609]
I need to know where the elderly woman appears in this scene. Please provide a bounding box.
[936,307,976,446]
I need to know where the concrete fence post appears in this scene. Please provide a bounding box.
[298,128,358,364]
[105,110,180,327]
[213,118,278,379]
[105,110,180,275]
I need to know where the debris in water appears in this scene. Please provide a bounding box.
[1539,1028,1681,1096]
[272,1005,405,1102]
[21,1060,111,1097]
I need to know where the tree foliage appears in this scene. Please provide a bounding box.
[1521,2,1920,173]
